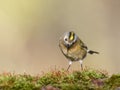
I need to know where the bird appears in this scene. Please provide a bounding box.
[59,31,99,71]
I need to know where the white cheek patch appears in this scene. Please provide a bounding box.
[65,40,72,46]
[64,36,69,44]
[64,36,67,41]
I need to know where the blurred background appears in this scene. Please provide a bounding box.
[0,0,120,75]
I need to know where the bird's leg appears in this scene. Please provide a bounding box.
[67,61,72,71]
[79,60,83,71]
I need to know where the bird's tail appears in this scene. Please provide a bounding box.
[87,50,99,54]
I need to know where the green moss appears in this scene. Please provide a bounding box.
[0,69,119,90]
[104,74,120,89]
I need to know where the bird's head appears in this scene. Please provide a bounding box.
[63,31,77,49]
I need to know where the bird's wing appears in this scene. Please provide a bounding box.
[79,39,88,50]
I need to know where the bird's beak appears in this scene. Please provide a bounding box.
[65,44,70,54]
[66,44,70,49]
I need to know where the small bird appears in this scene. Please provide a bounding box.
[59,31,99,71]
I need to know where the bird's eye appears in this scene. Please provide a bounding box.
[65,38,67,41]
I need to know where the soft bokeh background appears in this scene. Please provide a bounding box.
[0,0,120,75]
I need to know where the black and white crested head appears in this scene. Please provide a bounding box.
[63,31,77,48]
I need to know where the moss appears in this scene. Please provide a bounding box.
[104,74,120,89]
[0,69,119,90]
